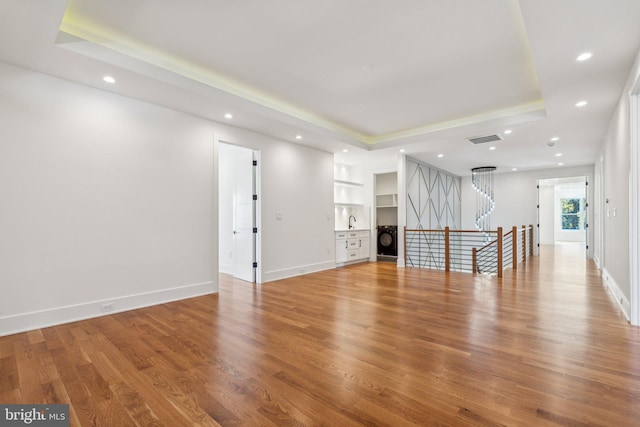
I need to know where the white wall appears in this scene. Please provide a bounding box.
[0,62,216,335]
[599,48,640,318]
[461,165,594,256]
[0,61,335,335]
[538,186,555,244]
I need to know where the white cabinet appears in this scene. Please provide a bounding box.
[336,230,369,264]
[359,234,370,259]
[335,231,348,263]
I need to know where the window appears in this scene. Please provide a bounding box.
[561,198,584,230]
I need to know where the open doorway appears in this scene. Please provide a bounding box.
[538,176,587,253]
[219,142,260,283]
[374,171,398,262]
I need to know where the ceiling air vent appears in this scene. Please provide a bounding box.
[467,134,503,145]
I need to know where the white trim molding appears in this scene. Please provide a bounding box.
[603,268,631,321]
[262,261,336,283]
[0,281,217,337]
[630,92,640,325]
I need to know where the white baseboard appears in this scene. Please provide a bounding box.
[263,261,336,282]
[0,281,217,337]
[397,258,406,268]
[219,262,233,275]
[593,255,601,270]
[602,268,631,321]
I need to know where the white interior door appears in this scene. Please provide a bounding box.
[233,148,256,282]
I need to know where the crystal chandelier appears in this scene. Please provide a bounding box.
[471,166,496,239]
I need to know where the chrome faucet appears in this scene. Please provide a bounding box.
[348,215,357,229]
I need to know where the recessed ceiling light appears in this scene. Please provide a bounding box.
[555,153,563,157]
[550,137,560,142]
[399,149,406,153]
[489,146,497,151]
[224,113,233,119]
[558,162,564,166]
[504,130,512,135]
[512,168,518,171]
[103,75,116,84]
[577,52,593,61]
[295,135,302,140]
[575,100,588,107]
[342,149,349,153]
[437,154,444,158]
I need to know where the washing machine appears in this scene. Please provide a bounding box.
[377,226,397,256]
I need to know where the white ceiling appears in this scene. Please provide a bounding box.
[1,0,639,176]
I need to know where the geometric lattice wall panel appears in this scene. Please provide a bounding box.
[406,158,461,230]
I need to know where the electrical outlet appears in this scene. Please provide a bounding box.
[101,303,114,312]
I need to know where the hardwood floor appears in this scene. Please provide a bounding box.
[1,244,640,426]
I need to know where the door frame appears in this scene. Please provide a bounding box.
[629,89,640,325]
[536,176,588,251]
[217,140,262,284]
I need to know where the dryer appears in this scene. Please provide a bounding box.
[377,226,397,256]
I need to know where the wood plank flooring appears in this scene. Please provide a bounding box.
[1,244,640,426]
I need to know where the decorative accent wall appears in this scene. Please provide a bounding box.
[406,158,461,230]
[405,158,461,269]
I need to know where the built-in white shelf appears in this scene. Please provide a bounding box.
[334,179,364,206]
[334,179,364,187]
[335,203,364,207]
[334,163,369,230]
[376,193,398,208]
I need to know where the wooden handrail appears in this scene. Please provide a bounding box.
[476,238,498,253]
[472,247,477,274]
[445,227,450,272]
[404,228,498,234]
[522,225,527,262]
[404,226,407,267]
[529,224,534,256]
[512,226,518,271]
[497,227,503,278]
[405,224,535,275]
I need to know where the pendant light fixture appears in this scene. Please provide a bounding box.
[471,166,496,240]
